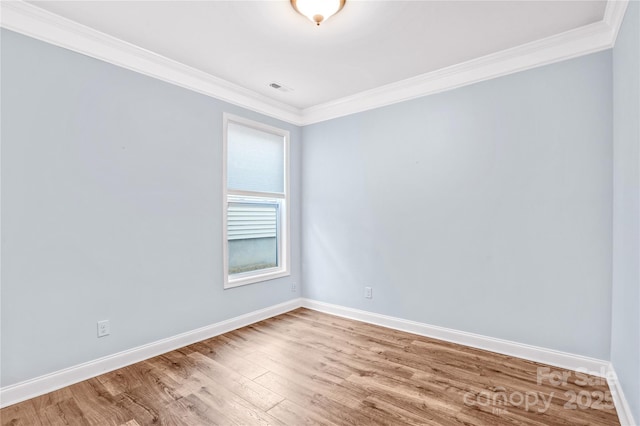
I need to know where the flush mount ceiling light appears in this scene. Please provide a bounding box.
[291,0,346,26]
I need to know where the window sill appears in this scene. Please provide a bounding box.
[224,268,290,289]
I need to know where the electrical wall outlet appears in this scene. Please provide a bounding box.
[97,320,110,338]
[291,282,297,292]
[365,286,373,299]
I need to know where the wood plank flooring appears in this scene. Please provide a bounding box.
[1,308,621,425]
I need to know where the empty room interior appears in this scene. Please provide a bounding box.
[1,0,639,425]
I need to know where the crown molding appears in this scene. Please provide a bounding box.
[301,0,630,125]
[604,0,630,43]
[0,0,304,125]
[0,0,630,126]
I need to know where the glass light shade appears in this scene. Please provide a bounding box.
[291,0,345,26]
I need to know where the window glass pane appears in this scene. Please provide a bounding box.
[227,122,284,194]
[228,201,279,275]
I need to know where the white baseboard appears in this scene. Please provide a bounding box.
[607,365,638,426]
[301,298,639,424]
[0,298,302,409]
[301,298,610,375]
[2,296,636,426]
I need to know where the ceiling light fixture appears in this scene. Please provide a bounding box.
[291,0,345,26]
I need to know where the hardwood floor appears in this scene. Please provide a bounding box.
[1,308,621,425]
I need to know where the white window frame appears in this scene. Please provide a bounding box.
[222,113,290,289]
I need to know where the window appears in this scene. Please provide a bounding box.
[223,114,290,288]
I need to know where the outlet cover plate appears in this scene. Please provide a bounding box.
[97,320,110,337]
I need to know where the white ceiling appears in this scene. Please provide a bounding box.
[28,1,607,110]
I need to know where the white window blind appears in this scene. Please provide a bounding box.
[227,202,278,240]
[227,122,284,194]
[223,114,290,288]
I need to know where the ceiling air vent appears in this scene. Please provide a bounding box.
[268,82,294,93]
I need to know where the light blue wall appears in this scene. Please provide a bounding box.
[0,14,628,397]
[302,51,613,360]
[0,29,301,387]
[612,1,640,422]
